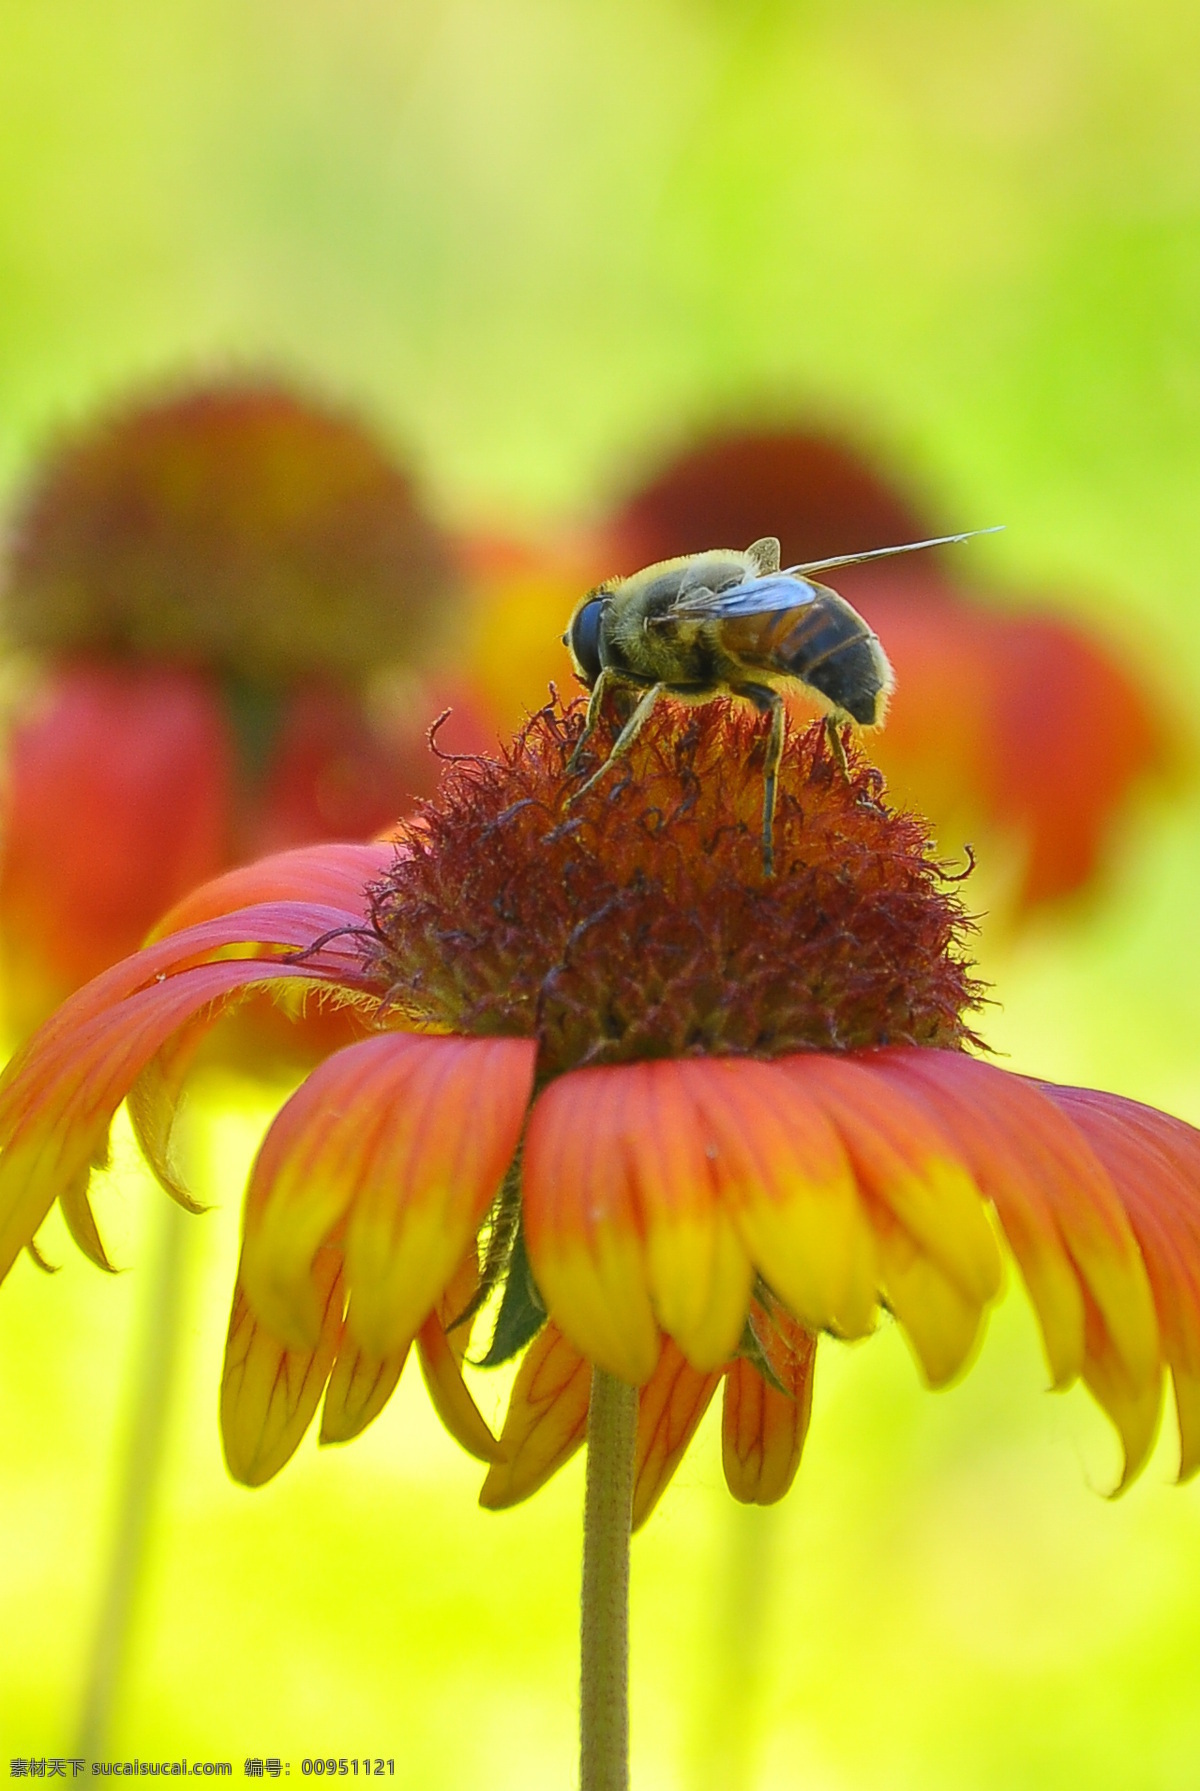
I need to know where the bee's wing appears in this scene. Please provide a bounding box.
[656,573,821,622]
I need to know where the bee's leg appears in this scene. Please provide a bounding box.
[732,683,786,877]
[824,713,851,782]
[565,668,616,775]
[761,693,787,877]
[565,683,663,805]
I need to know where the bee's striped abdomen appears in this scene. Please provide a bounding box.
[728,591,891,726]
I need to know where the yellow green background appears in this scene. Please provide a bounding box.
[3,1,1200,1784]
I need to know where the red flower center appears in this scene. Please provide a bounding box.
[363,697,983,1077]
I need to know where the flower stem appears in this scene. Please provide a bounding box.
[580,1366,638,1791]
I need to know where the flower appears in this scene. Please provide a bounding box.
[0,697,1196,1522]
[0,379,491,1034]
[465,427,1171,911]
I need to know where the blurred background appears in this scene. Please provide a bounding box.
[3,1,1200,1785]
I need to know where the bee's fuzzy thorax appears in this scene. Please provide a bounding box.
[361,696,984,1080]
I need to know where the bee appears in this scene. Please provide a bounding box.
[563,528,999,875]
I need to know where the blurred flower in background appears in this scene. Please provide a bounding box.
[467,425,1175,917]
[0,379,491,1037]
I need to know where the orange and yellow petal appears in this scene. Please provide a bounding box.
[1,886,375,1107]
[522,1070,659,1383]
[523,1063,754,1381]
[480,1322,591,1509]
[723,1310,817,1505]
[59,1171,115,1272]
[435,1246,483,1362]
[1078,1286,1164,1491]
[126,1009,220,1213]
[986,1068,1163,1397]
[787,1056,1002,1308]
[1048,1088,1200,1482]
[324,1155,491,1450]
[632,1339,722,1530]
[870,1206,990,1386]
[0,872,373,1278]
[882,1052,1160,1399]
[779,1055,1001,1384]
[605,1062,753,1368]
[242,1032,534,1358]
[0,956,334,1283]
[147,842,394,1073]
[877,1050,1163,1474]
[325,1149,482,1450]
[481,1325,721,1520]
[320,1311,410,1446]
[221,1249,344,1486]
[150,840,394,940]
[876,1050,1088,1387]
[341,1036,534,1357]
[864,1049,1167,1483]
[673,1057,878,1340]
[417,1308,505,1464]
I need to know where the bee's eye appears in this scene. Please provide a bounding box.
[567,597,605,684]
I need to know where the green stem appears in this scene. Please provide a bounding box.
[74,1197,192,1757]
[580,1367,638,1791]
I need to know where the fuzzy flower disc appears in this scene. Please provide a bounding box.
[364,698,983,1076]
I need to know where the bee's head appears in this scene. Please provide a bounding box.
[564,591,608,687]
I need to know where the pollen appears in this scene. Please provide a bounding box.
[364,697,983,1077]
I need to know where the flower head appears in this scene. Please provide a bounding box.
[364,702,979,1070]
[0,696,1196,1520]
[0,379,491,1032]
[5,380,452,680]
